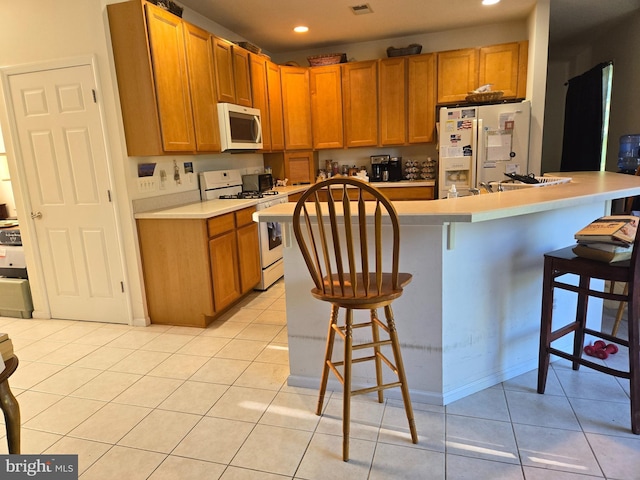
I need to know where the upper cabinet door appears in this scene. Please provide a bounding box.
[479,42,522,99]
[145,3,195,152]
[280,66,313,150]
[213,37,236,104]
[183,23,221,152]
[437,48,478,104]
[408,53,436,144]
[378,57,407,146]
[250,54,271,151]
[266,62,285,151]
[233,47,253,107]
[342,60,378,148]
[310,65,344,149]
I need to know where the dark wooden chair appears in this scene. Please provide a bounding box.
[0,355,20,453]
[292,177,418,461]
[537,227,640,433]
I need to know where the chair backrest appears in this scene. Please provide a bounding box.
[292,177,401,298]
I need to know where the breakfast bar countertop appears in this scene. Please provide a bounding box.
[254,172,640,225]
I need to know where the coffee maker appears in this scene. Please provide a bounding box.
[388,157,403,182]
[370,155,390,182]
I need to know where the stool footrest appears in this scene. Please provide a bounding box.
[352,382,402,397]
[553,279,628,302]
[548,346,631,379]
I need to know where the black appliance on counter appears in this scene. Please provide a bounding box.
[242,173,273,193]
[388,157,403,181]
[370,155,390,182]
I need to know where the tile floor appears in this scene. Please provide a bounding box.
[0,281,639,479]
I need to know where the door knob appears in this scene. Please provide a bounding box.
[30,211,42,219]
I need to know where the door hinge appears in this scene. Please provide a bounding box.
[107,190,112,202]
[120,281,124,293]
[92,89,97,103]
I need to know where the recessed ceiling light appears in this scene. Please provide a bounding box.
[294,26,309,33]
[482,0,500,5]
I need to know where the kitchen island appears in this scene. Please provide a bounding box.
[254,172,640,405]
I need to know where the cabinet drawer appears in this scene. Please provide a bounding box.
[235,206,256,228]
[208,212,235,238]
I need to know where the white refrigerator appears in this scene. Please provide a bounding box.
[438,101,531,198]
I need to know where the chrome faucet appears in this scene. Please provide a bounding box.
[479,182,493,193]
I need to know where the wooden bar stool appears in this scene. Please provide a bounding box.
[0,356,20,453]
[537,233,640,433]
[292,177,418,461]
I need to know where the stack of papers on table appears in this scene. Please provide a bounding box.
[573,215,638,263]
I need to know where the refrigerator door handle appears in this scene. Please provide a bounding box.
[474,118,483,189]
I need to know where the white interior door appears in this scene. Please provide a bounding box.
[8,64,128,323]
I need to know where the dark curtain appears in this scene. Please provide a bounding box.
[560,62,610,172]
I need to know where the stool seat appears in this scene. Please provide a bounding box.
[538,238,640,434]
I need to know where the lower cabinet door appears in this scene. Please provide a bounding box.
[237,223,261,293]
[209,230,241,311]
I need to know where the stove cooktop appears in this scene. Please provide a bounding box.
[218,190,279,200]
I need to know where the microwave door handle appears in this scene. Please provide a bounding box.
[253,115,262,143]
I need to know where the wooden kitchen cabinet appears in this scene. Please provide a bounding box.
[342,60,378,147]
[235,207,261,294]
[437,48,479,104]
[437,42,528,104]
[233,46,253,106]
[264,151,318,185]
[478,42,528,100]
[251,55,285,152]
[108,1,194,155]
[136,206,260,327]
[408,53,437,144]
[378,57,407,146]
[250,54,272,151]
[108,0,225,155]
[280,66,313,150]
[310,65,344,149]
[208,213,241,312]
[137,218,216,327]
[184,22,221,152]
[212,37,252,107]
[266,62,285,151]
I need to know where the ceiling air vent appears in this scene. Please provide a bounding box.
[350,4,374,15]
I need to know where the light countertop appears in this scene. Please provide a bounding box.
[254,172,640,226]
[133,180,435,220]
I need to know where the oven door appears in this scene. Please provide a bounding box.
[259,220,283,268]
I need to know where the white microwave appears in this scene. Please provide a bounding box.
[217,103,263,152]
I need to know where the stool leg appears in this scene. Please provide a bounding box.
[628,289,640,434]
[384,305,418,444]
[612,283,629,337]
[538,258,554,394]
[573,275,590,371]
[0,379,20,454]
[317,305,339,416]
[370,309,384,403]
[343,308,354,461]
